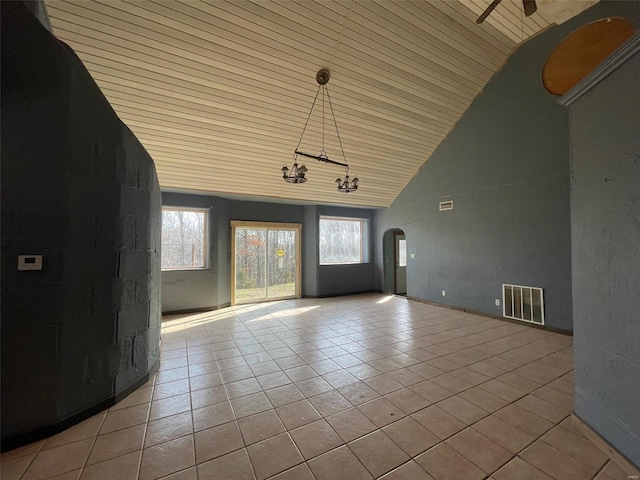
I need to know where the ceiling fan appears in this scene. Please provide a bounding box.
[476,0,537,24]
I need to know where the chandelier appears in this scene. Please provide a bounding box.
[281,162,307,184]
[335,166,358,193]
[281,68,359,193]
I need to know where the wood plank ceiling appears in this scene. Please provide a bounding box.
[45,0,594,208]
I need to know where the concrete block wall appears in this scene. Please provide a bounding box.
[0,2,161,449]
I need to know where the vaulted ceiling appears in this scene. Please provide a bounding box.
[45,0,595,207]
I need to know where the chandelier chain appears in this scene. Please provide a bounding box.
[295,85,321,153]
[322,86,325,154]
[325,86,348,166]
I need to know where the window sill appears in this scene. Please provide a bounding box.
[319,262,369,266]
[161,267,209,272]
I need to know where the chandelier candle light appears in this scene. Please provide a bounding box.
[281,68,359,193]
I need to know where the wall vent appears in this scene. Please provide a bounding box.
[439,200,454,211]
[502,284,544,325]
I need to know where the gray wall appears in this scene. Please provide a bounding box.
[302,206,319,297]
[161,193,232,312]
[568,49,640,466]
[161,194,375,311]
[316,206,375,297]
[1,2,161,449]
[375,2,640,332]
[382,229,403,294]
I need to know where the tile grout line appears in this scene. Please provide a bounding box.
[213,354,260,480]
[135,372,157,480]
[17,296,580,480]
[16,438,45,480]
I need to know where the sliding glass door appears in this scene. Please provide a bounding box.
[231,222,301,304]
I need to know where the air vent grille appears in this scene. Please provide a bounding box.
[502,284,544,325]
[439,200,454,211]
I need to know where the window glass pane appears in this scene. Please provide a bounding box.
[235,228,266,300]
[319,217,363,264]
[513,287,522,319]
[161,208,207,270]
[522,287,532,320]
[398,239,407,267]
[531,288,543,323]
[504,286,513,317]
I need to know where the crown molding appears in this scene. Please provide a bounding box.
[558,32,640,107]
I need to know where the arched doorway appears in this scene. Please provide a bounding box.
[383,228,407,296]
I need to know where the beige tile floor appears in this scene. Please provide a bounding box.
[2,294,635,480]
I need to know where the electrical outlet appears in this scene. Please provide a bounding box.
[442,290,446,297]
[495,299,500,306]
[410,253,415,258]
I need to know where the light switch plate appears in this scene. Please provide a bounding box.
[18,255,43,271]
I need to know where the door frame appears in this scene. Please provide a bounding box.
[230,221,302,305]
[393,230,406,294]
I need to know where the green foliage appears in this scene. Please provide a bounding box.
[236,269,256,289]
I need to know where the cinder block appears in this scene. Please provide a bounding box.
[117,250,149,279]
[115,217,136,250]
[117,304,148,338]
[116,146,138,188]
[113,278,136,310]
[134,279,151,304]
[94,215,117,251]
[119,186,148,217]
[134,219,150,250]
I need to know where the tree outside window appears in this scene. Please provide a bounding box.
[161,207,207,270]
[319,216,366,264]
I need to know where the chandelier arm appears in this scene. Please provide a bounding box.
[325,86,349,166]
[295,85,322,152]
[294,150,348,167]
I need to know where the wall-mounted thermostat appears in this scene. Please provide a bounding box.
[18,255,43,271]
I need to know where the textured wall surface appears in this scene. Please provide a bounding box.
[302,206,319,297]
[160,193,230,313]
[161,194,375,310]
[1,2,161,449]
[382,229,402,294]
[374,2,640,332]
[569,51,640,467]
[316,205,375,297]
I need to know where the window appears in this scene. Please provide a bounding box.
[398,239,407,267]
[161,207,208,270]
[319,216,367,264]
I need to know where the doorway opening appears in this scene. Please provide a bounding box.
[231,221,301,305]
[383,228,407,296]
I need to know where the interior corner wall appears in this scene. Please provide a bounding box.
[316,206,376,297]
[161,193,313,312]
[160,194,376,311]
[302,205,319,297]
[568,49,640,466]
[376,3,639,331]
[161,193,231,312]
[1,2,161,449]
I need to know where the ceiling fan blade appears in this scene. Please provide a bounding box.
[476,0,502,24]
[523,0,537,17]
